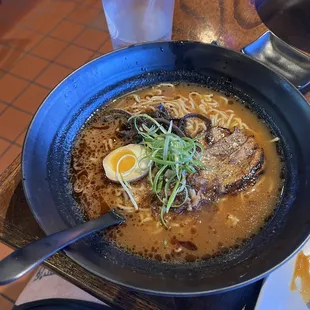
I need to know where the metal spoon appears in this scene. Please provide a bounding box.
[0,209,125,285]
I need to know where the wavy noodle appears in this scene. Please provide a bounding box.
[146,88,162,96]
[187,118,207,136]
[115,189,123,197]
[158,83,175,88]
[121,84,250,132]
[116,205,135,212]
[156,221,162,228]
[270,137,280,143]
[102,138,114,152]
[141,217,153,223]
[151,227,164,234]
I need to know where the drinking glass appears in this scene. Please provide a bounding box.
[102,0,175,49]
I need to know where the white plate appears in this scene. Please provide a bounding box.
[255,241,310,310]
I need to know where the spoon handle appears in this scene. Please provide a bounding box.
[0,210,124,285]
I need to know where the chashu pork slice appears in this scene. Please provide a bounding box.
[188,127,264,208]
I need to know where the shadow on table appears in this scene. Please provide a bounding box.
[5,181,44,240]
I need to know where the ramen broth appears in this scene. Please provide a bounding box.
[71,84,283,263]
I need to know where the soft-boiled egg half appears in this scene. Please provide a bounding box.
[102,144,151,182]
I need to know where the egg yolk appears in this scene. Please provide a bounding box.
[110,149,136,173]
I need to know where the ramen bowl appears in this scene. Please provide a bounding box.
[22,40,310,295]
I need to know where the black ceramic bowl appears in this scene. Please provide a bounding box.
[22,40,310,296]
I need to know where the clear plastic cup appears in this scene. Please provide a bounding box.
[102,0,175,50]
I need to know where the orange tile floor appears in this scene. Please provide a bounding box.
[0,0,112,175]
[0,0,112,307]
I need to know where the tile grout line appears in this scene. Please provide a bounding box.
[53,0,102,10]
[1,29,110,95]
[0,69,52,92]
[1,37,110,113]
[0,7,84,160]
[0,29,109,127]
[0,4,110,88]
[0,4,68,162]
[38,4,106,32]
[0,2,110,164]
[94,36,110,56]
[14,129,27,148]
[0,9,72,110]
[62,16,108,34]
[3,100,39,117]
[2,5,108,45]
[0,127,28,160]
[0,136,14,145]
[0,104,10,118]
[33,0,102,15]
[0,292,15,304]
[2,28,109,63]
[0,143,13,160]
[0,99,35,149]
[0,133,23,150]
[0,71,51,111]
[25,6,87,56]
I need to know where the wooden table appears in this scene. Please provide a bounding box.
[0,1,309,309]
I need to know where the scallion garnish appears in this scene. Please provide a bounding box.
[128,114,207,228]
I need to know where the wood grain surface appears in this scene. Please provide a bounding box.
[173,0,265,50]
[0,1,309,309]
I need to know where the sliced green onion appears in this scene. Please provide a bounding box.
[168,120,173,133]
[173,186,189,208]
[164,173,177,198]
[129,114,167,134]
[160,206,168,229]
[128,114,208,227]
[163,136,170,161]
[166,179,181,213]
[153,165,167,193]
